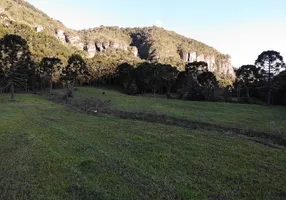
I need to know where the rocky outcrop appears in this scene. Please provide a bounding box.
[86,42,96,58]
[179,51,198,63]
[95,42,104,51]
[217,56,235,77]
[51,26,234,78]
[55,29,66,43]
[110,41,119,49]
[102,41,110,49]
[131,46,138,56]
[188,52,197,62]
[35,25,44,32]
[65,34,84,50]
[0,8,5,14]
[54,29,84,50]
[83,40,134,58]
[205,55,216,72]
[0,13,11,27]
[196,54,205,62]
[109,41,128,51]
[179,50,234,77]
[120,43,128,51]
[66,35,79,44]
[202,54,234,77]
[179,50,189,62]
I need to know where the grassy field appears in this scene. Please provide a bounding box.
[56,87,286,135]
[1,91,286,199]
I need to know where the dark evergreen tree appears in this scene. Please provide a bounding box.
[272,70,286,105]
[197,71,218,101]
[235,65,264,97]
[39,57,62,94]
[115,63,134,92]
[0,34,33,100]
[255,50,285,104]
[197,71,218,88]
[62,54,91,87]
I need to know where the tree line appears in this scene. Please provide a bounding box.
[235,51,285,105]
[0,34,285,105]
[0,34,91,100]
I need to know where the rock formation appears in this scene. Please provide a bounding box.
[178,50,234,77]
[0,8,5,14]
[120,43,128,51]
[65,34,84,50]
[81,40,138,58]
[95,42,104,51]
[179,50,189,62]
[110,41,119,49]
[217,56,235,77]
[131,46,138,57]
[54,26,235,78]
[102,41,110,49]
[196,54,205,62]
[0,13,12,27]
[204,55,216,72]
[86,42,97,58]
[54,29,85,50]
[35,25,44,32]
[188,52,197,62]
[55,29,66,43]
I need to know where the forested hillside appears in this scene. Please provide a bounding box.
[0,0,235,85]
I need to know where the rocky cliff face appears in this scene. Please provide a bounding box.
[53,28,137,58]
[129,29,235,78]
[178,49,234,77]
[84,40,132,58]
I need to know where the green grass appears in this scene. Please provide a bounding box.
[59,87,286,135]
[1,93,286,199]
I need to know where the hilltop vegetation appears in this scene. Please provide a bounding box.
[0,22,75,63]
[79,26,132,45]
[0,0,74,35]
[127,26,219,61]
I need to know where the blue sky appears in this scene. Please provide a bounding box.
[27,0,286,68]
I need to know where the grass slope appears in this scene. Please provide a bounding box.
[60,87,286,136]
[0,93,286,199]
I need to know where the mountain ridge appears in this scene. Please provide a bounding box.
[0,0,235,84]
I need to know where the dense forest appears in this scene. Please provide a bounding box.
[0,34,285,105]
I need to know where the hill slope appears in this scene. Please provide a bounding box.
[0,0,235,80]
